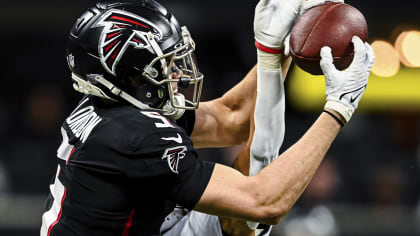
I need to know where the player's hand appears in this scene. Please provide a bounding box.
[321,36,375,122]
[254,0,304,51]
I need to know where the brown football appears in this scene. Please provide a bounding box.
[289,3,368,75]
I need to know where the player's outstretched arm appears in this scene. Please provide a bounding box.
[195,37,374,224]
[195,111,342,224]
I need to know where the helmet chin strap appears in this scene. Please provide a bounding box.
[97,76,151,107]
[72,73,116,101]
[73,73,185,120]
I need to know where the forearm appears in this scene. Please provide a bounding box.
[196,112,342,224]
[191,66,257,148]
[192,57,291,149]
[253,111,341,223]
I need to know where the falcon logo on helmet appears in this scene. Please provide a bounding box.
[94,9,163,76]
[67,3,204,118]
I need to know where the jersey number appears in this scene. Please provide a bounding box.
[57,128,75,164]
[141,111,175,128]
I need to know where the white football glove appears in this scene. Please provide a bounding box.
[321,36,375,122]
[254,0,304,51]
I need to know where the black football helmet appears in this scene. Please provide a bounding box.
[66,0,203,119]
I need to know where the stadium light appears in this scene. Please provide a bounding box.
[395,30,420,68]
[371,40,400,78]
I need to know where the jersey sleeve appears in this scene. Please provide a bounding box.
[124,113,213,210]
[168,151,214,209]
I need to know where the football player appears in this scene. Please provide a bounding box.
[41,0,374,236]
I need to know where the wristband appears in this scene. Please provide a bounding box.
[323,110,345,127]
[255,41,283,54]
[324,100,352,122]
[257,50,282,70]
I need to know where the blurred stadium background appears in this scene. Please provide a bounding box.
[1,0,419,235]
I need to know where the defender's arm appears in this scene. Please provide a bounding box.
[191,58,291,149]
[190,66,257,149]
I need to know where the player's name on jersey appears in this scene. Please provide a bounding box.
[66,101,102,143]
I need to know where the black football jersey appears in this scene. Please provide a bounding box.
[41,96,214,236]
